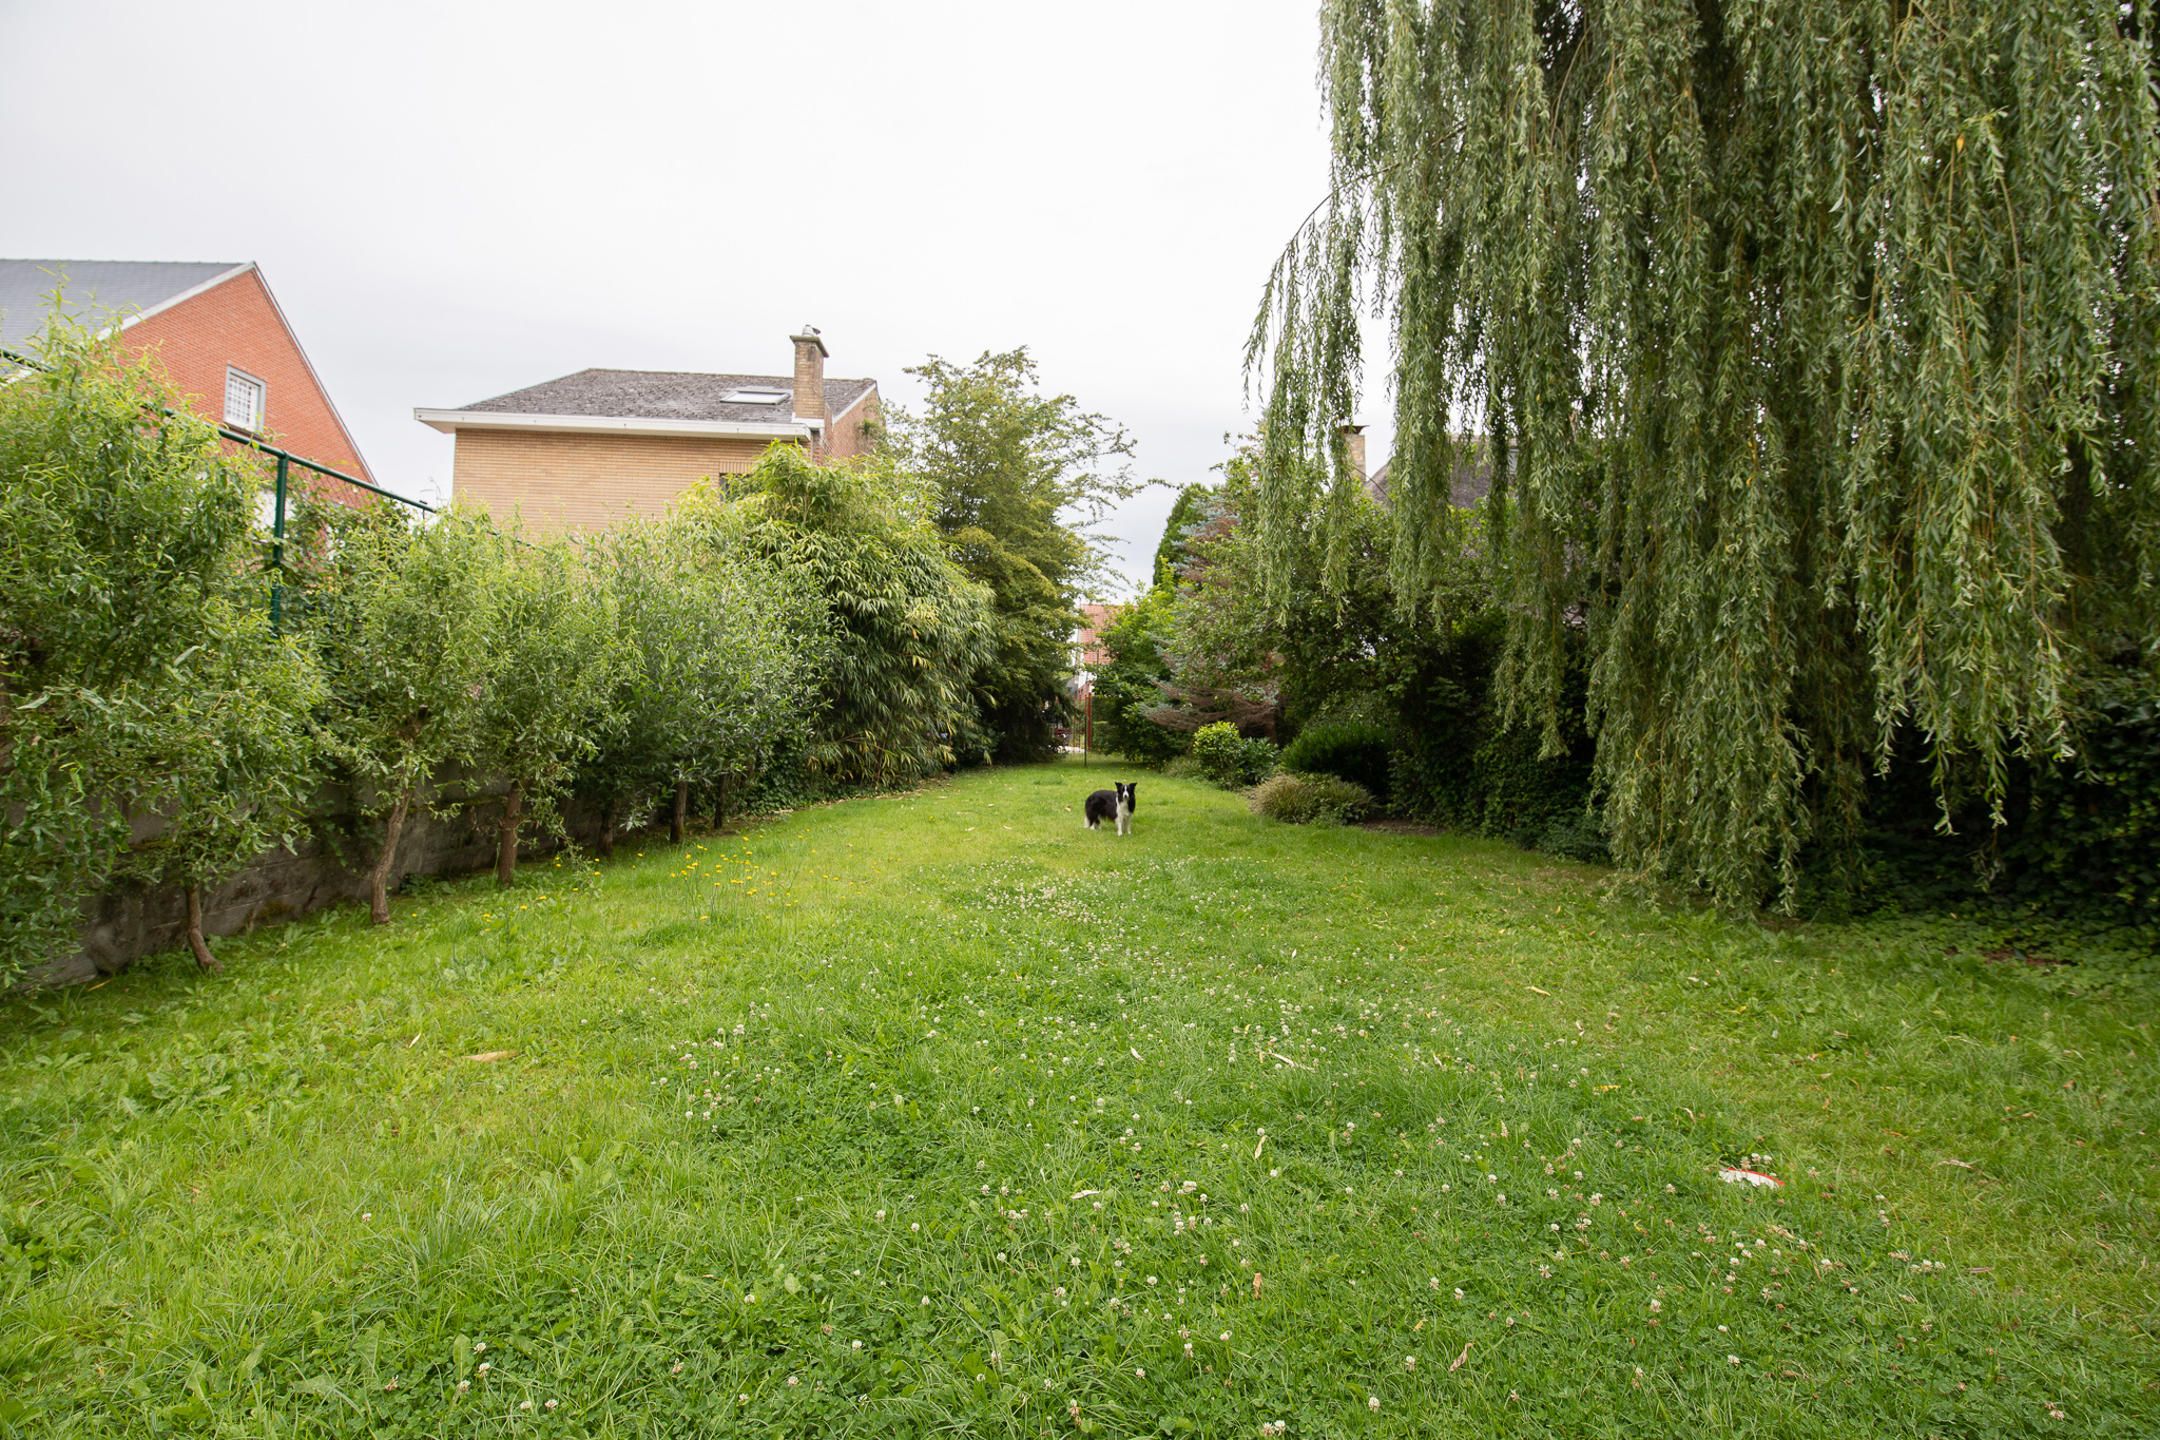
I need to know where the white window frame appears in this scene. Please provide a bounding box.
[224,366,266,431]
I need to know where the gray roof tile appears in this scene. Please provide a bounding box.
[1366,449,1493,509]
[0,259,246,350]
[455,368,876,427]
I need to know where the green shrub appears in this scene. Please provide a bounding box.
[0,320,326,979]
[1159,755,1205,781]
[1251,771,1375,825]
[1388,612,1605,861]
[1280,719,1392,801]
[583,518,826,847]
[2009,664,2160,929]
[468,535,627,885]
[1191,721,1277,788]
[688,447,992,787]
[1091,588,1187,765]
[1857,659,2160,933]
[299,505,506,926]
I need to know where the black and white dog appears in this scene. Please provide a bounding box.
[1083,781,1137,836]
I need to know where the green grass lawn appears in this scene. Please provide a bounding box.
[2,761,2155,1437]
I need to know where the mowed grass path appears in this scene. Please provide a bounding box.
[2,761,2155,1437]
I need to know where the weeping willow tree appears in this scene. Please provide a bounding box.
[1252,0,2160,906]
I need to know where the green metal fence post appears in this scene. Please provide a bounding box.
[270,454,289,631]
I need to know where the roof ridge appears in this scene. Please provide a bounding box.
[565,365,875,382]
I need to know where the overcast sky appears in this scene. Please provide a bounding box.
[0,1,1386,595]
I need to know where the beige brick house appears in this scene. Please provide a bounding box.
[415,326,879,534]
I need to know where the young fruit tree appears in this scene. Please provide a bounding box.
[299,505,503,924]
[127,604,326,968]
[0,321,324,978]
[468,535,624,885]
[585,517,826,848]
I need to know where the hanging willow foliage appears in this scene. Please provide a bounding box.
[1251,0,2160,906]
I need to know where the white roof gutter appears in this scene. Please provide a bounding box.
[414,407,815,440]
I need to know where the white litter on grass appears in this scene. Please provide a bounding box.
[1718,1166,1784,1188]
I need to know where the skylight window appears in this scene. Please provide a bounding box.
[723,388,789,405]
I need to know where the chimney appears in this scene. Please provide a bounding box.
[791,325,828,437]
[1338,423,1367,481]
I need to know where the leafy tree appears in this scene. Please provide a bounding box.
[468,535,625,885]
[128,608,325,968]
[1,320,323,978]
[1252,1,2160,907]
[1157,447,1459,740]
[900,349,1142,761]
[1089,587,1183,764]
[1152,482,1216,590]
[687,444,992,787]
[298,505,502,924]
[586,516,828,848]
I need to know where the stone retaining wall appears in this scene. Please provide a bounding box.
[34,780,653,987]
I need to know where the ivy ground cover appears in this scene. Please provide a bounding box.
[2,761,2154,1436]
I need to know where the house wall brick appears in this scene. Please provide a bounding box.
[450,427,786,534]
[120,268,376,503]
[826,388,881,460]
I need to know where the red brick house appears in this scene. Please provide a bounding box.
[1074,602,1122,672]
[1067,601,1125,715]
[0,259,376,495]
[415,326,881,536]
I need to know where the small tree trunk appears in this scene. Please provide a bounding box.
[670,779,689,845]
[184,884,220,972]
[598,799,617,858]
[496,782,523,888]
[712,774,727,831]
[369,791,411,926]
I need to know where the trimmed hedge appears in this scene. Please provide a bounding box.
[1280,719,1392,801]
[1251,772,1375,826]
